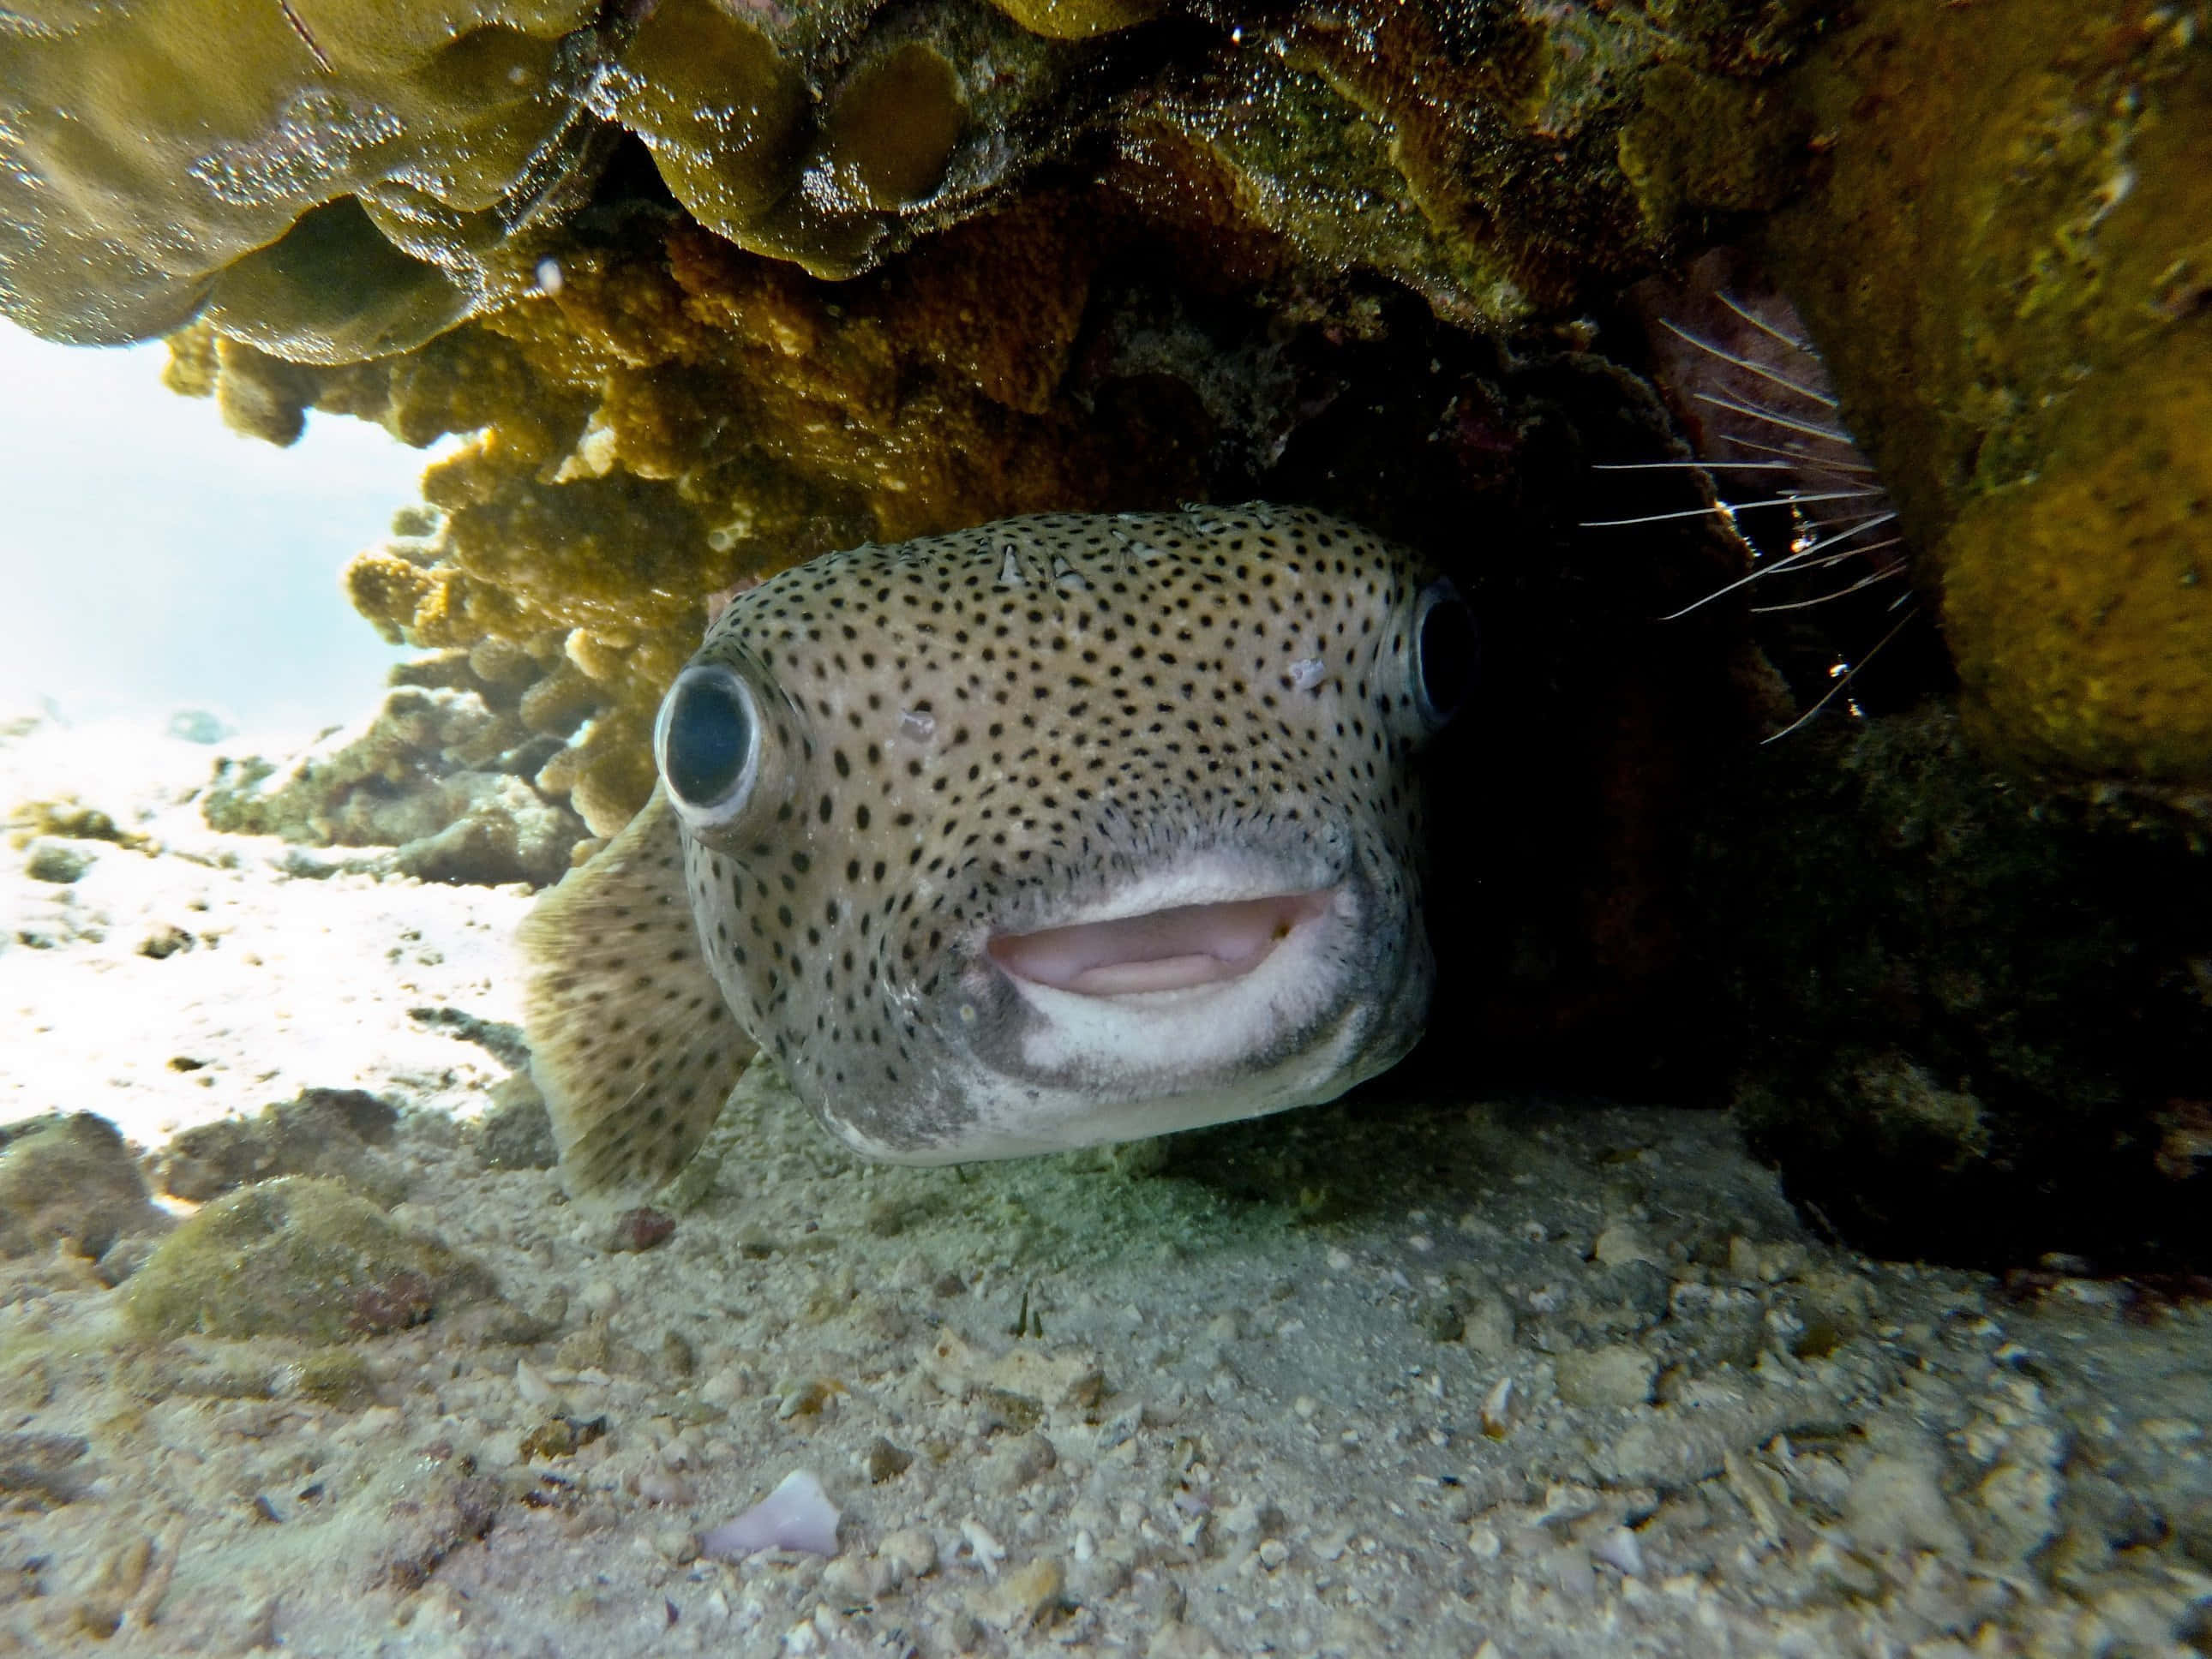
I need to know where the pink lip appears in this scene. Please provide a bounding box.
[986,889,1336,997]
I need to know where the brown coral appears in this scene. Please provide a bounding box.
[1759,0,2212,781]
[192,193,1223,830]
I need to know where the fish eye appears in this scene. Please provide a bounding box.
[1412,580,1478,728]
[655,664,760,825]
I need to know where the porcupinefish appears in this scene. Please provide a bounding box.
[520,503,1477,1195]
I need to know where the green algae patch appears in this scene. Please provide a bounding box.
[122,1177,494,1345]
[1762,0,2212,782]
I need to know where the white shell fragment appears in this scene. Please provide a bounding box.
[699,1470,842,1560]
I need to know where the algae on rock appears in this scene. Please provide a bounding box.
[1758,0,2212,781]
[3,1,1839,356]
[122,1177,500,1345]
[0,0,1112,356]
[0,1114,171,1265]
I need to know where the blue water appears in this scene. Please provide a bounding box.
[0,322,439,735]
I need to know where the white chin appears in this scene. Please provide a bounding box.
[946,880,1377,1158]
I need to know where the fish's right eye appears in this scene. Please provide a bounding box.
[656,664,759,825]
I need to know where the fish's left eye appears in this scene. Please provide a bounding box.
[1411,579,1478,728]
[656,664,760,826]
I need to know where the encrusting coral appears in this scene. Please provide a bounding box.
[209,191,1235,835]
[0,0,1135,359]
[2,0,1833,356]
[1757,0,2212,781]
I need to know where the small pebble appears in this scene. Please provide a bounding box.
[1591,1525,1644,1577]
[971,1557,1064,1631]
[26,841,90,883]
[864,1437,914,1484]
[610,1207,674,1253]
[877,1527,938,1586]
[1555,1345,1657,1409]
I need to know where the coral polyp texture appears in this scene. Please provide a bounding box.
[1762,0,2212,782]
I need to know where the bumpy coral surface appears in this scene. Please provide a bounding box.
[2,1,1832,359]
[202,193,1238,833]
[1762,0,2212,781]
[0,0,1113,359]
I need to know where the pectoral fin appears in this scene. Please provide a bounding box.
[518,785,754,1198]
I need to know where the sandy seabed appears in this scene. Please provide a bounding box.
[0,714,2208,1658]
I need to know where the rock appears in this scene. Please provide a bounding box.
[1977,1457,2063,1563]
[1765,0,2212,780]
[1555,1345,1658,1410]
[1700,704,2212,1271]
[477,1074,559,1171]
[993,1432,1058,1492]
[1593,1222,1658,1267]
[877,1526,938,1587]
[0,1112,170,1259]
[607,1207,674,1253]
[970,1556,1064,1631]
[0,1434,90,1507]
[1843,1453,1969,1558]
[166,710,231,744]
[378,1474,504,1593]
[121,1176,500,1345]
[1460,1291,1518,1362]
[22,841,89,883]
[201,686,584,886]
[864,1437,914,1484]
[154,1087,405,1207]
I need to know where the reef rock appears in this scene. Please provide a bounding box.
[201,674,584,885]
[0,0,1112,360]
[1759,0,2212,782]
[1691,704,2212,1270]
[121,1176,501,1345]
[2,1,1834,361]
[0,1113,171,1263]
[153,1086,407,1208]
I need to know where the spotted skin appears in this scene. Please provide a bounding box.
[522,503,1460,1196]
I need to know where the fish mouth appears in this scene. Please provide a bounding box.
[986,889,1339,997]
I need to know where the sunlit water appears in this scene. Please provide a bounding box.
[0,321,436,737]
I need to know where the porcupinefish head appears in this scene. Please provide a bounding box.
[520,504,1477,1195]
